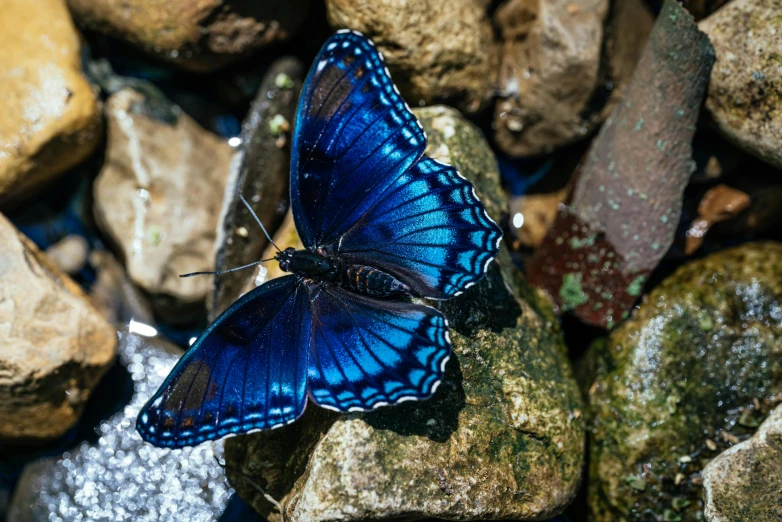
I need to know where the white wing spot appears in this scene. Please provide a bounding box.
[327,42,337,51]
[384,66,391,77]
[316,59,328,72]
[337,28,350,34]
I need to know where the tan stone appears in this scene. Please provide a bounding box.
[93,89,233,320]
[0,214,116,441]
[700,0,782,169]
[67,0,309,72]
[703,404,782,522]
[0,0,101,210]
[494,0,652,156]
[326,0,498,113]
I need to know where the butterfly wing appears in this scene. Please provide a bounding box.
[336,157,503,299]
[137,276,311,448]
[306,284,450,411]
[291,30,426,249]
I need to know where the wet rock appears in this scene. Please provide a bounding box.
[0,214,115,441]
[0,0,101,210]
[528,0,715,328]
[700,0,782,170]
[7,331,233,522]
[66,0,309,72]
[88,250,155,328]
[210,58,304,319]
[93,88,232,323]
[585,242,782,521]
[703,403,782,522]
[493,0,653,157]
[326,0,497,113]
[224,105,585,522]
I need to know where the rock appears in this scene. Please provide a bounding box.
[210,58,304,319]
[0,0,101,210]
[88,250,155,328]
[493,0,653,157]
[703,403,782,522]
[684,184,751,255]
[326,0,497,113]
[44,234,89,275]
[225,105,585,522]
[585,242,782,521]
[510,185,570,250]
[0,214,115,441]
[7,331,233,522]
[66,0,309,72]
[527,0,715,328]
[93,88,233,323]
[700,0,782,170]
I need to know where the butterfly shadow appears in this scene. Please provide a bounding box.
[360,356,466,443]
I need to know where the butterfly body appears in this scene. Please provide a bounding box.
[137,29,502,449]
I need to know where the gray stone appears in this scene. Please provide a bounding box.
[93,88,233,322]
[585,242,782,521]
[224,105,585,522]
[0,214,115,441]
[7,332,232,522]
[703,403,782,522]
[701,0,782,170]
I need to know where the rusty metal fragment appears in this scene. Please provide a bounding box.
[527,0,715,328]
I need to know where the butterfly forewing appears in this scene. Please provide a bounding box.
[291,30,426,248]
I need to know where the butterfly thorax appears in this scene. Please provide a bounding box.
[276,247,411,298]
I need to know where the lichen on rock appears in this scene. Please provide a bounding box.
[224,105,585,522]
[585,242,782,521]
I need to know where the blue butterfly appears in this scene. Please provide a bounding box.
[136,30,502,448]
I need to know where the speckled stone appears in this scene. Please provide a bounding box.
[703,403,782,522]
[326,0,498,113]
[0,0,101,210]
[7,332,232,522]
[585,242,782,521]
[700,0,782,170]
[225,105,585,522]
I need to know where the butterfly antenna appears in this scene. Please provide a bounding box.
[179,259,274,278]
[214,457,287,521]
[239,194,281,252]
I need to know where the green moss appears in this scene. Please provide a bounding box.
[585,242,782,521]
[560,273,589,311]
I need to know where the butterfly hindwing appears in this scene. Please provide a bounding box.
[336,157,503,299]
[306,284,450,411]
[136,276,311,448]
[291,30,427,249]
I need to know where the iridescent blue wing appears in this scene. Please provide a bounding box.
[306,284,450,411]
[336,157,503,299]
[290,30,426,249]
[136,276,311,448]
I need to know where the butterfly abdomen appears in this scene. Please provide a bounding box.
[342,264,410,297]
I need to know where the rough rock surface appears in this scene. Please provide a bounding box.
[66,0,309,72]
[585,242,782,521]
[0,0,101,210]
[326,0,497,113]
[527,0,715,328]
[93,88,232,322]
[493,0,653,157]
[700,0,782,170]
[703,404,782,522]
[210,58,304,319]
[0,214,115,441]
[7,332,232,522]
[224,106,585,522]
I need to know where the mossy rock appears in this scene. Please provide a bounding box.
[225,105,585,521]
[585,242,782,521]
